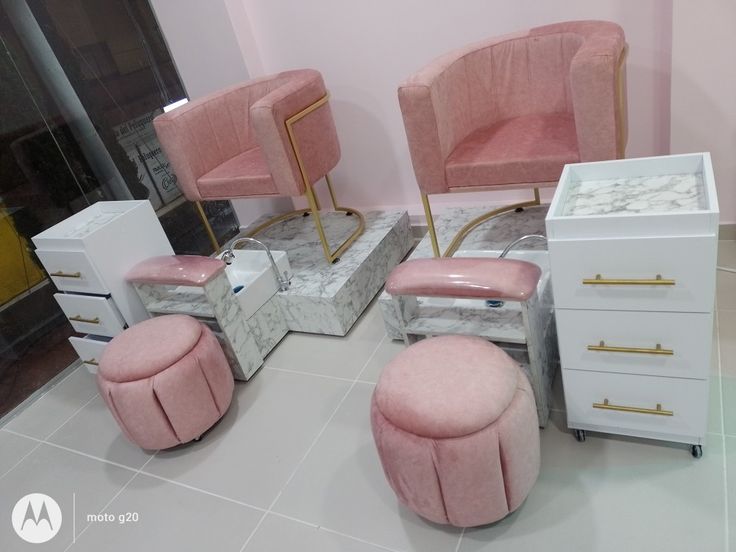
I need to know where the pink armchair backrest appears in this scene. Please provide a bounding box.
[399,21,626,195]
[153,69,340,201]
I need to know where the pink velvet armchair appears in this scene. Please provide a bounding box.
[398,21,627,257]
[153,69,364,263]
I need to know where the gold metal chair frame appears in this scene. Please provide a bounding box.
[421,45,628,259]
[195,92,365,264]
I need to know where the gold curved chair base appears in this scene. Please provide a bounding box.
[422,188,542,258]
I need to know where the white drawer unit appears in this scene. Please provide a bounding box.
[68,335,112,374]
[33,201,174,368]
[546,153,718,458]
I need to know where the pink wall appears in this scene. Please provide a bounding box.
[236,0,674,216]
[670,1,736,224]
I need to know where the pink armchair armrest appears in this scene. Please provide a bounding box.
[385,258,542,302]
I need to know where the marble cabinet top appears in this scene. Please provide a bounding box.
[560,173,707,217]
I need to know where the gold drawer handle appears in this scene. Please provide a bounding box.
[587,341,673,356]
[83,359,99,366]
[582,274,675,286]
[50,271,81,279]
[593,398,673,416]
[69,315,100,325]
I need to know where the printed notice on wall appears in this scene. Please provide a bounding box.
[114,110,181,210]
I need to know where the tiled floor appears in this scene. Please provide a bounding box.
[1,243,736,551]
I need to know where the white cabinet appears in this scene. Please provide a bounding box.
[546,153,718,456]
[32,201,174,372]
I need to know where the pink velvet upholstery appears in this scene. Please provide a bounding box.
[398,21,626,194]
[385,257,541,301]
[97,315,234,450]
[126,255,226,287]
[153,69,340,201]
[371,335,540,527]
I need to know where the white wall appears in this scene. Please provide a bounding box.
[150,0,290,226]
[237,0,673,216]
[670,1,736,224]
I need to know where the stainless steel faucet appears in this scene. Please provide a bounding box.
[499,234,548,258]
[221,237,291,292]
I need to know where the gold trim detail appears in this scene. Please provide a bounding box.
[582,274,675,286]
[587,341,673,356]
[592,398,673,416]
[616,44,629,159]
[195,202,220,254]
[83,359,99,366]
[50,271,81,278]
[421,189,542,258]
[280,92,364,264]
[69,315,100,325]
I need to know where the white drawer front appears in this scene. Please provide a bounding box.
[556,310,712,379]
[548,235,716,312]
[54,294,125,337]
[68,335,111,373]
[563,369,708,442]
[36,249,109,295]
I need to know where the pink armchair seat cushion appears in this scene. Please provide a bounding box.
[197,146,278,199]
[385,257,541,301]
[153,69,340,202]
[371,335,540,526]
[126,255,226,287]
[445,113,579,189]
[398,21,625,195]
[98,315,234,450]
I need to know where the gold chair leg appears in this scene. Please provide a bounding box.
[284,94,364,264]
[195,201,220,253]
[421,193,441,258]
[305,184,333,262]
[442,188,542,258]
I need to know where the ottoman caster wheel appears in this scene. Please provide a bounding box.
[302,212,310,217]
[332,257,340,264]
[514,207,524,213]
[573,429,586,442]
[691,445,703,459]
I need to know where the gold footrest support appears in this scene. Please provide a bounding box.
[422,188,542,258]
[587,341,673,356]
[593,398,673,416]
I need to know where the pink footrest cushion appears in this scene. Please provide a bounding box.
[97,314,234,450]
[384,257,541,301]
[371,335,540,527]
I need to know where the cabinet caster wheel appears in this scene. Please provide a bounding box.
[691,445,703,459]
[573,429,586,442]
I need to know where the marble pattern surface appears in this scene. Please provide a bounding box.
[239,210,412,336]
[378,204,557,426]
[561,173,706,216]
[247,298,289,358]
[203,274,264,380]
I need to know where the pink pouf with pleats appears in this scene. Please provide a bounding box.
[371,335,540,527]
[98,314,233,450]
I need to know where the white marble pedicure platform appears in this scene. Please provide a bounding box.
[237,210,413,336]
[378,205,558,426]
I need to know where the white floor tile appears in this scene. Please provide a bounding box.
[4,367,98,440]
[71,473,262,552]
[244,514,391,552]
[48,395,153,470]
[265,301,386,379]
[458,413,727,552]
[359,336,405,383]
[141,369,350,508]
[0,430,39,478]
[725,435,736,552]
[273,383,463,552]
[0,443,135,551]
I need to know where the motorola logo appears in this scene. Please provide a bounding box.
[11,493,62,544]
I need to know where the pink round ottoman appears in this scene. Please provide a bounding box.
[98,314,234,450]
[371,335,540,527]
